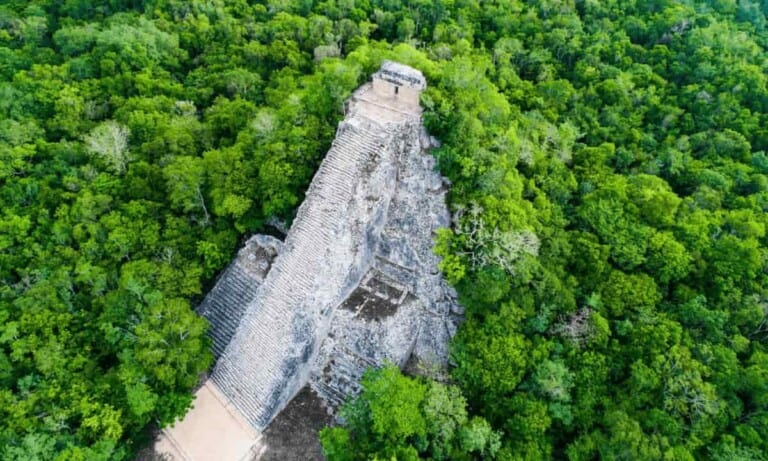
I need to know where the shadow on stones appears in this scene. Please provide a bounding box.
[258,386,333,461]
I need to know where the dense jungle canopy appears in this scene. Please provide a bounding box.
[1,0,768,459]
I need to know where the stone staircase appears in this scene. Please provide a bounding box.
[211,120,393,430]
[198,264,263,358]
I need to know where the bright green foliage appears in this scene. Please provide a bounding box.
[319,365,500,461]
[414,1,768,458]
[362,365,427,441]
[0,1,366,458]
[2,0,768,459]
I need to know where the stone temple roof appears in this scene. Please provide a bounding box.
[374,60,427,90]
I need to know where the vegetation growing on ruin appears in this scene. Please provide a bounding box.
[1,0,768,459]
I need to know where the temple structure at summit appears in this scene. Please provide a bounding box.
[155,61,461,460]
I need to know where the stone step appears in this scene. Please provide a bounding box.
[197,264,267,358]
[311,347,378,409]
[311,380,347,408]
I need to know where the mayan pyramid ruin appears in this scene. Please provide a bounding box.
[156,61,461,460]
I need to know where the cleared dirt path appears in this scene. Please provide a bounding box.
[154,382,263,461]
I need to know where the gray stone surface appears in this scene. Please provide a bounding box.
[197,235,283,358]
[374,60,427,90]
[196,62,461,433]
[259,386,332,461]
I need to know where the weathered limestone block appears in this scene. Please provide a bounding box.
[197,61,462,432]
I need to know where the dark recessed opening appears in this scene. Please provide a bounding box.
[394,86,399,95]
